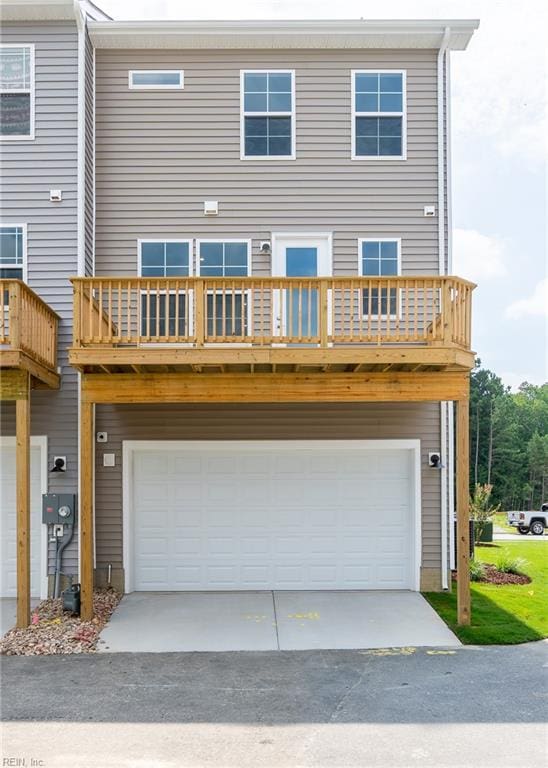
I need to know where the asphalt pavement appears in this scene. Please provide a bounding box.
[1,641,547,767]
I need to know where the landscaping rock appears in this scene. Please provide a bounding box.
[0,589,121,656]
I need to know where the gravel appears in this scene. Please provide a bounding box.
[0,589,121,656]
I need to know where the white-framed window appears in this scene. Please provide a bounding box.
[138,239,192,337]
[196,239,252,337]
[129,70,184,90]
[0,45,35,140]
[240,70,296,160]
[351,70,406,160]
[358,238,401,317]
[0,224,26,280]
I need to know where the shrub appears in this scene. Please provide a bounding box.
[469,559,486,581]
[495,553,528,575]
[470,484,501,544]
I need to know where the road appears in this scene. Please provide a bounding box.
[1,641,547,767]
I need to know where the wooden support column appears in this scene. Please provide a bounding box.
[456,395,471,625]
[15,373,31,628]
[80,400,94,620]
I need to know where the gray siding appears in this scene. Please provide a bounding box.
[94,48,441,276]
[84,26,94,275]
[0,22,80,578]
[94,403,442,572]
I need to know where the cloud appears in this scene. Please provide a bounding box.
[452,228,507,282]
[506,278,548,319]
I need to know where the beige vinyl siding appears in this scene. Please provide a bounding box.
[0,22,79,577]
[94,402,442,572]
[95,48,441,276]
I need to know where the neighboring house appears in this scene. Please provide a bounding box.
[0,2,478,628]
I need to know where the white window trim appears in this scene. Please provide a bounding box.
[0,222,28,282]
[351,69,406,161]
[196,238,253,344]
[358,237,402,320]
[137,239,194,342]
[129,70,184,90]
[137,238,194,277]
[0,44,35,141]
[240,69,296,161]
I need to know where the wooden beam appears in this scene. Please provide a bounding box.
[0,351,60,390]
[456,395,471,626]
[82,371,470,405]
[80,400,94,621]
[0,369,29,400]
[15,375,30,628]
[69,345,475,372]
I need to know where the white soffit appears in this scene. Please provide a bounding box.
[0,0,111,21]
[88,19,479,50]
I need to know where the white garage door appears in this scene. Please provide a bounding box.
[128,441,419,592]
[0,440,45,598]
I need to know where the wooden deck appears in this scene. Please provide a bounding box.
[69,275,475,374]
[0,280,60,390]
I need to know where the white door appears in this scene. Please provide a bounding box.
[272,233,332,339]
[0,440,46,598]
[128,441,419,592]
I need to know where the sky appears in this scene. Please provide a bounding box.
[99,0,547,390]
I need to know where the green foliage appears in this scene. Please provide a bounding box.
[469,559,486,581]
[495,553,528,575]
[469,483,500,543]
[469,361,548,510]
[424,542,547,644]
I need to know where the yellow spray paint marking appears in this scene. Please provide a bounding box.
[243,614,267,622]
[426,649,456,655]
[360,646,416,657]
[287,612,320,621]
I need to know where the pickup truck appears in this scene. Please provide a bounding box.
[507,503,547,535]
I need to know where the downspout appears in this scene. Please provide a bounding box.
[438,27,451,590]
[446,46,457,571]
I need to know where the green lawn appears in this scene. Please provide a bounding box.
[424,541,548,644]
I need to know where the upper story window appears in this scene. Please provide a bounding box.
[0,45,34,140]
[129,70,184,90]
[0,225,25,279]
[359,239,401,316]
[241,70,295,160]
[352,71,406,160]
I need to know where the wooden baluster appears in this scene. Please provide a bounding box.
[195,280,204,347]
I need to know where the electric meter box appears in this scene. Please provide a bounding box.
[42,493,76,525]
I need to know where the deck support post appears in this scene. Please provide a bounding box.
[80,400,94,620]
[456,394,471,625]
[15,373,31,628]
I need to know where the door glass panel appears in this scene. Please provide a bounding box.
[285,247,318,338]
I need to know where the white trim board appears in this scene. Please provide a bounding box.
[0,435,48,599]
[122,439,422,594]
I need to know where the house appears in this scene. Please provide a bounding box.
[0,1,478,629]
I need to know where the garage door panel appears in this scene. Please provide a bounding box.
[131,443,417,592]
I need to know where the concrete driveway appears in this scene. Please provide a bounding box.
[1,598,38,637]
[98,591,459,652]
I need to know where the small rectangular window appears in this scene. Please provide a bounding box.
[0,46,34,139]
[359,239,401,317]
[241,70,295,159]
[138,239,192,337]
[129,70,184,90]
[0,224,25,279]
[352,71,406,159]
[197,240,251,337]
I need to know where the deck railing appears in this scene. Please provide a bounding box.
[71,276,473,350]
[0,280,59,371]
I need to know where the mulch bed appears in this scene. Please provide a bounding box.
[451,568,531,586]
[0,588,121,656]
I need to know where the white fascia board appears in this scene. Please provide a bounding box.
[0,0,75,20]
[88,19,479,51]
